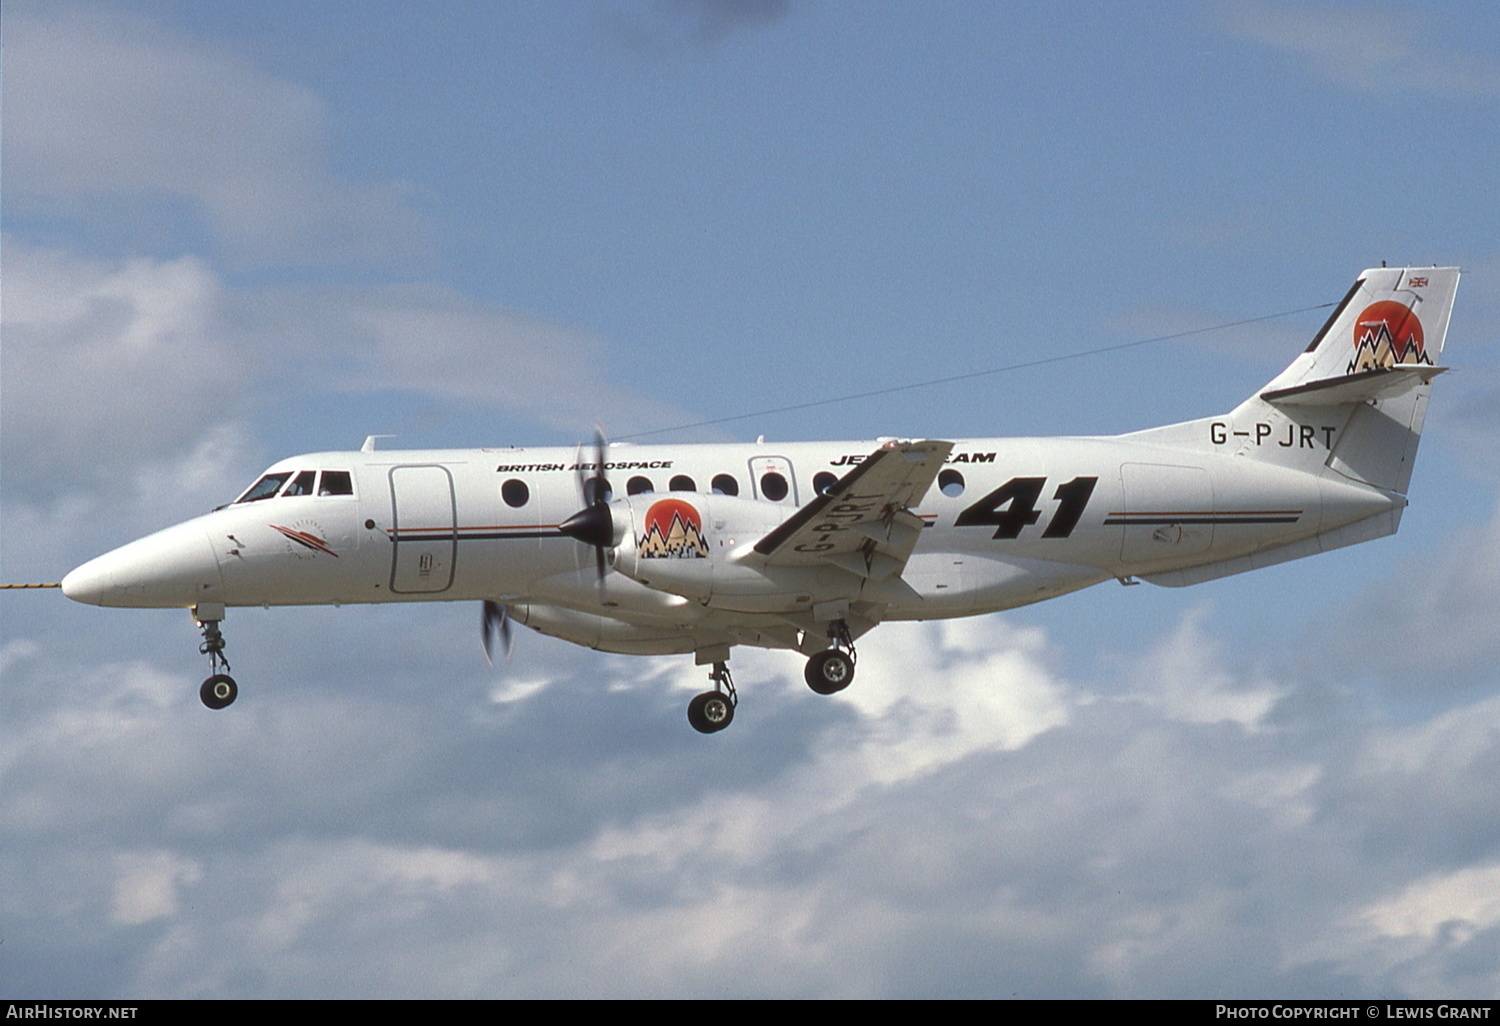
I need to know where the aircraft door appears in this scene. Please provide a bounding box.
[748,456,799,507]
[390,465,457,594]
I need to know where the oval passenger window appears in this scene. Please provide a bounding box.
[502,479,530,507]
[760,472,789,502]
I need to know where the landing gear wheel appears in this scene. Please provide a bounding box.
[805,649,854,695]
[687,690,735,734]
[200,674,238,710]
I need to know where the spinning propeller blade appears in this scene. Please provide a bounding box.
[558,426,614,585]
[481,600,514,666]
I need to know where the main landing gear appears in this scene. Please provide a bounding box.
[805,620,856,696]
[687,622,858,734]
[195,608,237,710]
[687,662,736,734]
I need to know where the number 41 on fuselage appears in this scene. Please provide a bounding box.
[60,266,1460,733]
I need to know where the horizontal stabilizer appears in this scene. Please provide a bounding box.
[1261,364,1447,407]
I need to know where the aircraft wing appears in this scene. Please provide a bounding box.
[752,439,954,580]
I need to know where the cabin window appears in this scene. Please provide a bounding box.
[626,476,654,496]
[501,479,530,508]
[711,474,739,497]
[319,470,354,496]
[583,478,613,505]
[282,470,318,497]
[236,473,291,503]
[669,475,696,492]
[939,469,965,497]
[813,472,838,495]
[759,472,789,502]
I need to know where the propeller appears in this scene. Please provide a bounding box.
[558,426,614,583]
[481,600,514,667]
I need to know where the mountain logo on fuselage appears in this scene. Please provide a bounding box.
[1349,301,1428,373]
[639,499,709,559]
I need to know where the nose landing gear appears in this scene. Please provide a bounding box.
[687,662,736,734]
[194,605,237,710]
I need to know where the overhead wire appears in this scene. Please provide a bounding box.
[615,300,1336,442]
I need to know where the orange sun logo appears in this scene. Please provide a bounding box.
[1349,301,1427,374]
[639,499,709,559]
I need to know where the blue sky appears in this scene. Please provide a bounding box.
[3,0,1500,998]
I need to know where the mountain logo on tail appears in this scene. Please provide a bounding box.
[639,499,709,559]
[1349,301,1429,374]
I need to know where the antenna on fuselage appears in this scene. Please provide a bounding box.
[361,435,396,452]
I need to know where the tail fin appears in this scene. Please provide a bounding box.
[1124,266,1459,495]
[1260,266,1458,398]
[1253,266,1459,495]
[1127,267,1460,589]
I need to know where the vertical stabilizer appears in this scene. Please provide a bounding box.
[1122,267,1459,496]
[1257,267,1458,494]
[1260,266,1458,395]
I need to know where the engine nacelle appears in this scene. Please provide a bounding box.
[608,493,841,612]
[511,602,698,656]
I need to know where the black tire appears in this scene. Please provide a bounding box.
[687,691,734,734]
[805,650,854,695]
[200,674,238,710]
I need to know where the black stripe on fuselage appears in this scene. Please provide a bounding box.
[1103,514,1301,525]
[388,528,569,541]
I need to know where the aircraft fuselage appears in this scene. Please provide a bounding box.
[61,433,1395,638]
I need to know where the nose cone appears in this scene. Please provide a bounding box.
[62,523,225,608]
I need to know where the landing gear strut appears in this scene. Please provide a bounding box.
[196,612,237,710]
[805,620,856,695]
[687,662,736,734]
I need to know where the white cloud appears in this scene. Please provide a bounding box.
[258,282,703,438]
[4,3,428,266]
[1130,606,1287,729]
[1327,495,1500,688]
[1281,698,1500,996]
[0,237,699,527]
[1363,862,1500,943]
[1,239,247,498]
[832,617,1072,783]
[1226,2,1500,98]
[111,850,203,926]
[6,597,1500,997]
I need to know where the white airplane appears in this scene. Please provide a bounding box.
[59,266,1459,733]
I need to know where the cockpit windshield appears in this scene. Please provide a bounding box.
[281,470,318,497]
[235,472,292,503]
[232,469,356,504]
